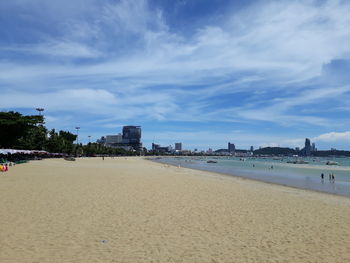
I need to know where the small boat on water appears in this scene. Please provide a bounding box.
[326,161,338,165]
[286,160,309,164]
[207,160,217,163]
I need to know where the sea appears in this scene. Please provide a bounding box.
[153,156,350,197]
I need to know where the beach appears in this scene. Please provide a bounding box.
[1,157,350,262]
[156,157,350,197]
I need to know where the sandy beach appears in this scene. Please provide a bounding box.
[1,157,350,263]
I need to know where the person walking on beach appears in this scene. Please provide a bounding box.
[332,173,335,182]
[329,173,332,181]
[321,173,324,181]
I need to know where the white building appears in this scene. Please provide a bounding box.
[105,134,123,146]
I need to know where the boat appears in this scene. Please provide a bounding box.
[207,160,217,163]
[273,157,282,160]
[326,161,338,165]
[286,160,309,164]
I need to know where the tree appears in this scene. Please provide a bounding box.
[59,130,76,143]
[17,124,48,150]
[1,111,136,156]
[0,111,44,148]
[45,129,62,153]
[45,129,77,154]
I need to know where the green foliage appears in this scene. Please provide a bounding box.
[0,111,76,153]
[45,129,77,154]
[0,111,138,156]
[59,130,77,143]
[0,111,44,148]
[17,124,48,150]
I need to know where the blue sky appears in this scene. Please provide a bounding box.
[1,0,350,150]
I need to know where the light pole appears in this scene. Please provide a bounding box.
[36,108,44,126]
[88,135,91,144]
[75,127,80,144]
[36,108,44,116]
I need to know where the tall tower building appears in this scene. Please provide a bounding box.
[175,143,182,151]
[304,138,311,156]
[228,142,236,153]
[311,143,316,152]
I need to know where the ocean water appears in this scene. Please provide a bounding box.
[153,156,350,197]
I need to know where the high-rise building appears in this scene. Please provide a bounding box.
[152,143,160,151]
[311,143,316,152]
[175,143,182,151]
[250,146,254,152]
[98,126,142,151]
[302,138,312,156]
[228,142,235,153]
[97,136,106,145]
[122,126,142,150]
[122,126,141,143]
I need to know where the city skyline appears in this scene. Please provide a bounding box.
[89,126,331,153]
[2,0,350,150]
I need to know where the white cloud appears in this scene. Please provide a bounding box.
[36,41,101,58]
[314,131,350,142]
[3,0,350,82]
[229,85,350,127]
[0,89,118,113]
[2,41,101,58]
[2,0,350,139]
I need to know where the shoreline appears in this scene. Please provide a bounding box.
[147,156,350,198]
[149,157,349,199]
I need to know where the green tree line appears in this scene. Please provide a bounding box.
[0,111,133,156]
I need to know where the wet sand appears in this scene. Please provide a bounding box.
[0,157,350,262]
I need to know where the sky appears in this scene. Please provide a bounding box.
[1,0,350,150]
